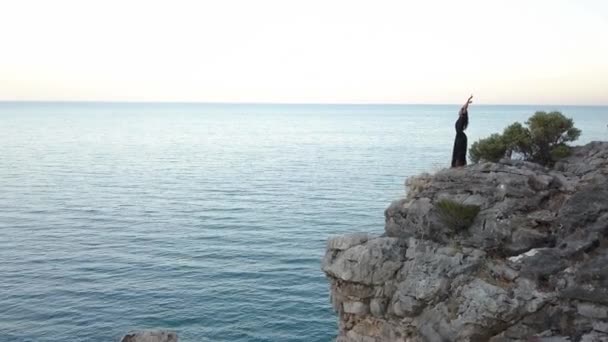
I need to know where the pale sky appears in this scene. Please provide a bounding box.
[1,0,607,104]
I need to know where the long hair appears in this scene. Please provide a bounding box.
[460,108,469,130]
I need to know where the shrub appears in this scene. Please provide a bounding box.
[550,144,571,161]
[470,134,506,163]
[435,199,480,232]
[525,111,581,165]
[502,122,532,159]
[470,111,580,166]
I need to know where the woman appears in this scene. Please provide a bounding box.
[451,95,473,167]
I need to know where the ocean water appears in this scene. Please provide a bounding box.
[1,102,607,342]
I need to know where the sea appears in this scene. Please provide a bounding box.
[1,102,607,342]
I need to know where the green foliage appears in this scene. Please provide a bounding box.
[550,144,571,160]
[470,111,580,166]
[525,111,581,165]
[435,199,480,232]
[469,134,506,163]
[502,122,532,158]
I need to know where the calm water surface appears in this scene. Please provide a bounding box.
[1,103,607,341]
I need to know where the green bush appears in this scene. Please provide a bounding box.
[435,199,480,232]
[469,111,580,166]
[470,134,506,163]
[526,111,581,165]
[502,122,532,158]
[550,144,571,161]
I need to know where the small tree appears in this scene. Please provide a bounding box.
[469,134,506,163]
[502,122,532,159]
[525,111,581,165]
[469,111,580,166]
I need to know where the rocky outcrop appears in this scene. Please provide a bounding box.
[120,331,178,342]
[322,142,608,342]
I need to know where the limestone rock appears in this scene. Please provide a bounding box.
[577,302,608,319]
[327,233,371,251]
[322,237,406,285]
[343,301,370,316]
[323,142,608,341]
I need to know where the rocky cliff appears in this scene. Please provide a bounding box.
[322,142,608,342]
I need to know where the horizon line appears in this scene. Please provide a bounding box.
[1,100,608,107]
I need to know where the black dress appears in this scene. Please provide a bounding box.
[451,111,468,167]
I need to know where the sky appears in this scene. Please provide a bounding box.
[1,0,607,105]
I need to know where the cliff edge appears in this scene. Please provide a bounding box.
[322,142,608,342]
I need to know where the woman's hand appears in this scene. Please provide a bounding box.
[462,95,473,111]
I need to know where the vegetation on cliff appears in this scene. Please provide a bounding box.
[434,199,480,232]
[469,111,581,166]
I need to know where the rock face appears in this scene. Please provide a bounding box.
[120,331,178,342]
[322,142,608,342]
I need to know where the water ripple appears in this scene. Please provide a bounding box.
[1,103,607,341]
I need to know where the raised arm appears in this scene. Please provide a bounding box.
[461,95,473,113]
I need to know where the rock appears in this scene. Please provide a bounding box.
[391,294,424,317]
[369,298,387,317]
[322,237,405,285]
[323,142,608,342]
[528,209,557,223]
[506,227,555,255]
[327,233,370,251]
[121,331,178,342]
[508,248,544,263]
[577,303,608,319]
[533,336,572,342]
[486,260,519,281]
[593,321,608,333]
[579,331,608,342]
[557,184,608,236]
[384,197,436,240]
[454,278,520,326]
[343,301,369,315]
[518,248,567,280]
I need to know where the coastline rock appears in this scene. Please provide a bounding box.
[323,142,608,341]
